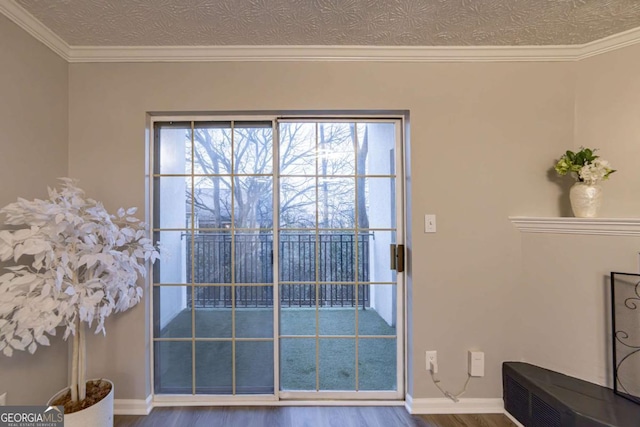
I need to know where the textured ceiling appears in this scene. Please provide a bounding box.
[13,0,640,47]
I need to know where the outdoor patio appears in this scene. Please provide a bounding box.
[155,307,397,394]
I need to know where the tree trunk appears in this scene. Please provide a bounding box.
[78,321,86,401]
[320,124,329,228]
[70,318,87,403]
[71,318,79,402]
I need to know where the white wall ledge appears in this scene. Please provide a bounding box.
[509,217,640,237]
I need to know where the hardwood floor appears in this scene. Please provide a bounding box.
[420,414,516,427]
[115,407,516,427]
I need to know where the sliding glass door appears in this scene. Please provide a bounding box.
[152,116,404,401]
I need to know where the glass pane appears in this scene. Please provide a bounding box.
[358,285,397,336]
[193,125,232,175]
[318,283,360,309]
[193,176,232,229]
[236,305,273,339]
[359,177,395,229]
[317,123,354,176]
[234,178,273,228]
[319,305,354,336]
[153,176,191,229]
[154,341,192,393]
[234,284,273,307]
[153,231,190,284]
[357,123,396,176]
[317,177,355,229]
[280,123,316,176]
[234,124,273,175]
[319,338,355,391]
[235,233,273,283]
[280,177,316,228]
[358,338,396,391]
[280,338,316,391]
[363,230,397,283]
[279,233,316,282]
[236,341,274,394]
[191,231,232,284]
[280,304,316,336]
[195,341,232,394]
[318,233,357,282]
[154,286,190,338]
[194,291,232,338]
[155,123,192,175]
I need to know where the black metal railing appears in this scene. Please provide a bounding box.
[185,232,370,308]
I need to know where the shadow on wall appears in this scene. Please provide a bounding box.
[547,167,573,217]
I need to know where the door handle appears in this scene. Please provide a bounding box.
[389,244,405,273]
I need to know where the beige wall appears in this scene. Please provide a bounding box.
[518,43,640,388]
[575,43,640,217]
[68,60,575,400]
[4,11,639,404]
[520,233,638,387]
[0,15,68,404]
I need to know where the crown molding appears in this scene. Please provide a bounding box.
[65,44,582,63]
[509,217,640,237]
[2,0,640,63]
[575,25,640,60]
[0,0,70,60]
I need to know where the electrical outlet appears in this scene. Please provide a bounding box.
[468,351,484,377]
[426,350,437,373]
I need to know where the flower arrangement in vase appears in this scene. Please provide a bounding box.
[554,147,616,218]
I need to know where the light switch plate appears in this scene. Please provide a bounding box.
[425,214,436,233]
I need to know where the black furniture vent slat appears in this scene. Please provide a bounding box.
[503,362,640,427]
[531,393,561,427]
[505,375,529,425]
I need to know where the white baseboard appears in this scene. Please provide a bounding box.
[114,395,153,415]
[504,410,525,427]
[405,395,504,414]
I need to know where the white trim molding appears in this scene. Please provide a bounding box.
[509,217,640,237]
[575,25,640,60]
[2,0,640,63]
[114,395,153,416]
[405,395,504,414]
[504,411,525,427]
[65,44,580,63]
[153,394,405,407]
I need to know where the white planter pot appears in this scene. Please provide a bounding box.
[48,379,114,427]
[569,182,602,218]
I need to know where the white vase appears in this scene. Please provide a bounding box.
[48,379,114,427]
[569,182,602,218]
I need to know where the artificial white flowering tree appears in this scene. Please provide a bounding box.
[0,178,158,403]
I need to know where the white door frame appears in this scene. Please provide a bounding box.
[148,113,407,405]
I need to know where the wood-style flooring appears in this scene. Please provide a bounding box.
[115,406,516,427]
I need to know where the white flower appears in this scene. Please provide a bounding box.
[555,147,616,184]
[578,159,611,184]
